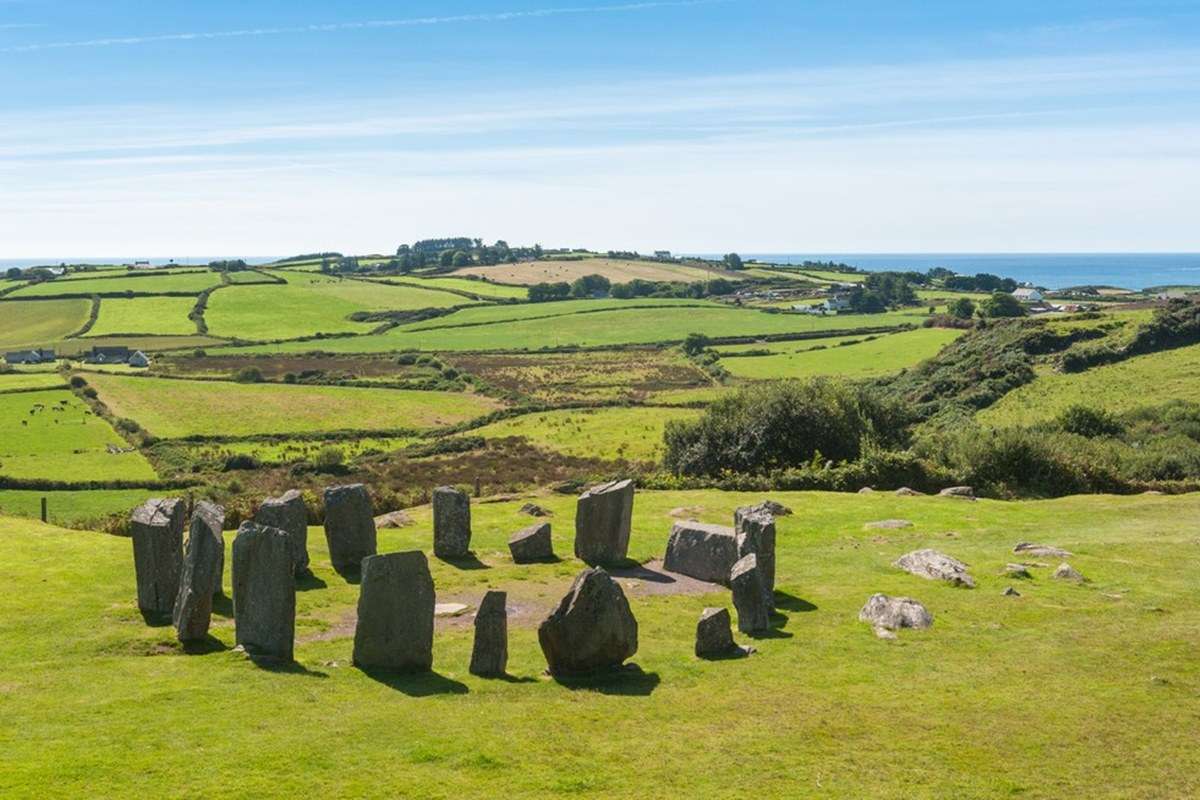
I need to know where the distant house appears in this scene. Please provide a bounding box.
[1012,288,1044,303]
[653,250,673,260]
[128,351,151,368]
[4,349,56,365]
[824,294,853,312]
[83,346,132,364]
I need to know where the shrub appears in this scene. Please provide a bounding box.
[314,445,345,471]
[69,376,87,389]
[1057,405,1124,438]
[233,366,264,383]
[114,417,141,434]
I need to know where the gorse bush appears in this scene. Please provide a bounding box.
[663,378,911,477]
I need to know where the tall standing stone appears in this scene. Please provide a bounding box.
[173,501,225,642]
[730,553,769,635]
[232,522,296,661]
[255,489,310,575]
[734,507,776,609]
[432,486,472,559]
[538,567,638,676]
[323,484,377,574]
[352,551,435,673]
[130,498,185,619]
[469,590,508,677]
[574,479,634,566]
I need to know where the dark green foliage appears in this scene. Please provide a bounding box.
[944,273,1019,293]
[663,379,911,477]
[682,333,711,356]
[847,272,918,313]
[1057,405,1124,438]
[528,282,572,302]
[980,291,1028,318]
[69,376,87,389]
[723,253,744,270]
[222,453,260,471]
[948,298,976,319]
[233,366,264,383]
[114,417,141,434]
[570,274,611,298]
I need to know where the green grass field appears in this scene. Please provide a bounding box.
[0,372,69,392]
[1,489,1197,797]
[0,299,92,349]
[86,297,199,337]
[84,374,502,438]
[0,488,158,525]
[473,406,702,462]
[376,277,529,300]
[181,435,420,465]
[979,343,1200,426]
[204,272,480,341]
[719,328,963,380]
[7,272,221,298]
[0,389,158,481]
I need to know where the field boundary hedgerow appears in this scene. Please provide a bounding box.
[65,296,102,338]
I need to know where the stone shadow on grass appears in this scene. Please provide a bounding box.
[181,635,229,655]
[361,668,469,697]
[552,663,661,696]
[437,553,490,571]
[607,562,672,583]
[249,656,328,678]
[332,566,363,585]
[296,571,328,592]
[774,591,818,613]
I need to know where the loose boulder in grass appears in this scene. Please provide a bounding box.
[432,486,472,559]
[470,590,508,678]
[894,549,976,588]
[1053,563,1087,583]
[232,522,296,662]
[353,551,435,673]
[130,498,185,620]
[858,594,932,638]
[574,479,634,566]
[695,607,753,659]
[173,501,225,643]
[254,489,309,575]
[538,567,638,676]
[323,484,377,575]
[663,521,738,585]
[509,522,554,563]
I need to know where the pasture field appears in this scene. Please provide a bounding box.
[0,299,91,349]
[7,272,221,298]
[85,297,199,337]
[179,435,421,465]
[713,334,865,354]
[2,490,1199,798]
[0,372,68,392]
[223,270,280,284]
[979,343,1200,426]
[453,257,732,285]
[84,374,502,438]
[204,273,478,341]
[374,276,528,300]
[0,488,158,526]
[793,268,866,283]
[55,336,224,358]
[719,328,964,380]
[0,389,158,482]
[472,406,703,462]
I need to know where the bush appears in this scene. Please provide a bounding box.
[81,387,98,399]
[314,445,345,471]
[233,366,264,383]
[114,417,141,434]
[69,376,87,389]
[223,453,261,471]
[1057,405,1124,438]
[682,332,711,356]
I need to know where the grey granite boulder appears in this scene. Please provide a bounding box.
[1052,562,1086,582]
[742,499,793,517]
[232,522,296,661]
[1014,542,1073,558]
[352,551,435,673]
[663,521,738,585]
[858,594,932,634]
[895,487,923,496]
[695,607,752,658]
[323,484,377,574]
[469,590,508,677]
[255,489,309,575]
[130,498,185,619]
[173,501,225,642]
[894,549,976,588]
[574,479,634,566]
[730,553,770,635]
[538,567,638,676]
[939,486,976,499]
[432,486,472,559]
[734,508,776,608]
[509,522,554,563]
[1003,563,1033,579]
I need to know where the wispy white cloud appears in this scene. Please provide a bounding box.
[0,1,723,53]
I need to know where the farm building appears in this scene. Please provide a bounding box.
[824,294,853,312]
[83,346,132,364]
[1012,287,1044,303]
[128,351,151,368]
[4,349,56,365]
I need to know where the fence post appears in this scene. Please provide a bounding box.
[40,497,48,523]
[474,476,482,498]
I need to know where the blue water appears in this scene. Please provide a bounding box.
[730,254,1200,291]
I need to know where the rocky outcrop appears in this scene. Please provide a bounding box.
[858,594,932,634]
[1052,562,1086,582]
[894,549,975,588]
[574,479,634,566]
[538,567,638,676]
[1014,542,1073,558]
[663,521,738,585]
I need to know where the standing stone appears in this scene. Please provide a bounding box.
[538,567,638,676]
[730,553,770,635]
[432,486,472,559]
[323,484,377,574]
[695,607,752,658]
[255,489,309,575]
[352,551,435,672]
[574,479,634,566]
[509,522,554,563]
[469,590,508,677]
[130,498,185,619]
[734,508,776,609]
[232,522,296,661]
[173,501,225,642]
[663,521,739,585]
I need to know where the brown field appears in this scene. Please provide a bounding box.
[157,353,441,382]
[444,349,713,403]
[452,257,734,286]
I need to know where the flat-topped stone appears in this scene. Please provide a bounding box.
[509,522,554,563]
[663,521,738,585]
[574,479,634,566]
[894,549,975,588]
[323,484,377,574]
[130,498,185,619]
[255,489,309,575]
[353,551,435,673]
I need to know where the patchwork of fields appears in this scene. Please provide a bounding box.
[718,328,964,380]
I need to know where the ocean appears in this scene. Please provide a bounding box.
[728,253,1200,291]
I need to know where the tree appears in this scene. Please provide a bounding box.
[705,278,734,296]
[948,298,976,319]
[682,332,711,356]
[5,267,22,280]
[980,291,1027,318]
[529,282,571,302]
[440,250,455,267]
[723,253,744,271]
[570,273,611,298]
[451,251,470,268]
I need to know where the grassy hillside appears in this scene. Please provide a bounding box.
[87,297,199,337]
[472,406,702,462]
[719,328,963,380]
[0,299,92,349]
[0,371,69,392]
[1,490,1198,797]
[8,272,220,298]
[980,343,1200,426]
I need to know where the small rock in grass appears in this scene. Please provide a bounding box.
[858,593,932,633]
[894,487,923,497]
[435,603,471,617]
[938,486,976,499]
[1002,586,1021,597]
[519,502,551,517]
[1052,563,1086,582]
[1014,542,1072,558]
[374,510,413,529]
[1003,563,1033,580]
[858,487,875,494]
[894,549,975,588]
[695,607,753,659]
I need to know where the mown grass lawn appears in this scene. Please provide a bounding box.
[719,327,963,380]
[0,299,92,349]
[980,343,1200,426]
[0,389,158,481]
[473,406,702,462]
[1,490,1197,798]
[84,374,502,438]
[86,296,199,337]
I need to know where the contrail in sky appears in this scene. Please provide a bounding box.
[0,1,726,53]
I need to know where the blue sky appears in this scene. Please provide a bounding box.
[1,0,1198,256]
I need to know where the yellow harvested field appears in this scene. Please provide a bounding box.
[453,258,733,286]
